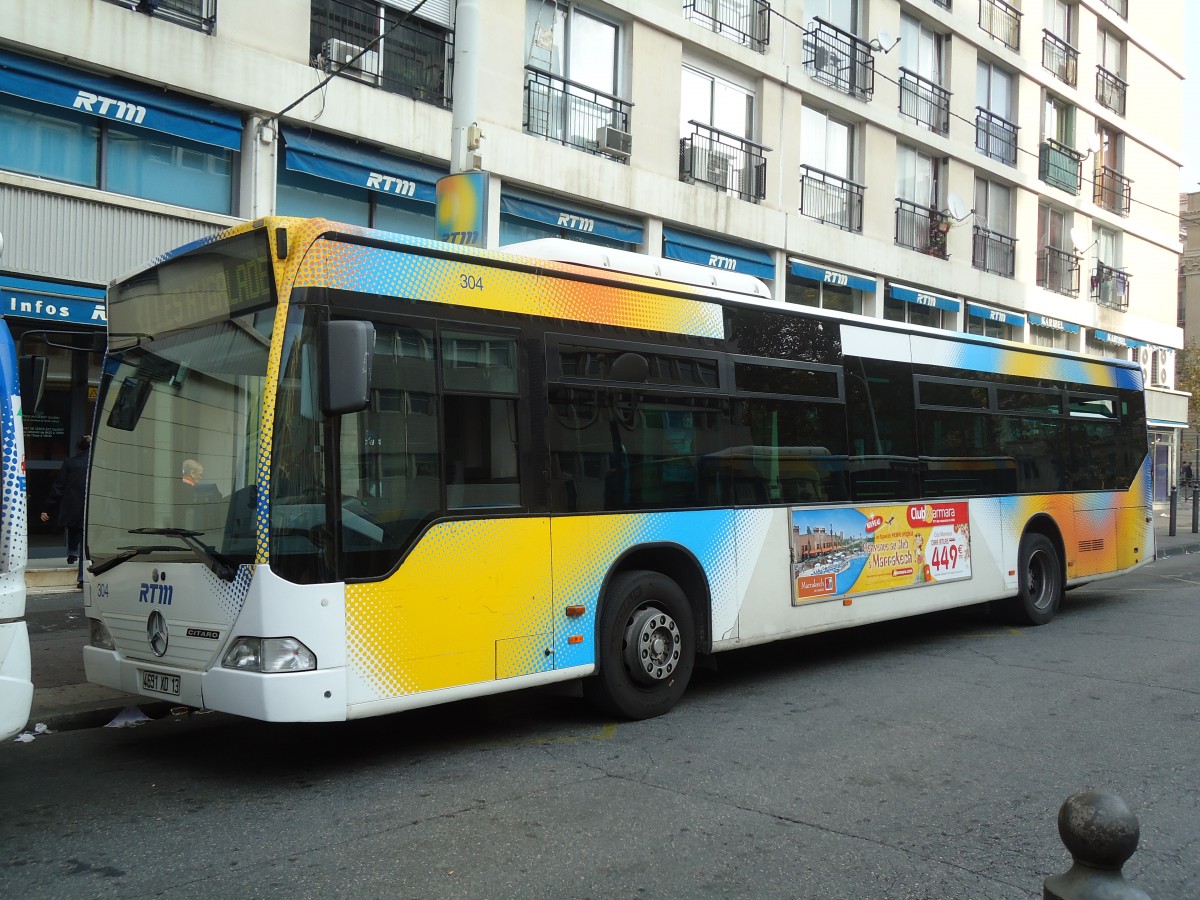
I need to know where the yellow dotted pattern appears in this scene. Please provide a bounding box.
[345,517,554,697]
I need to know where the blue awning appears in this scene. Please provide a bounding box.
[662,228,774,280]
[1092,329,1145,348]
[0,48,241,150]
[281,128,444,205]
[967,303,1026,328]
[501,191,643,244]
[1028,313,1080,334]
[789,259,874,293]
[1,274,106,326]
[888,283,960,312]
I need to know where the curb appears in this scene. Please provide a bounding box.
[25,701,175,736]
[1156,543,1200,559]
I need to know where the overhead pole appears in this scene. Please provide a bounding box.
[436,0,489,247]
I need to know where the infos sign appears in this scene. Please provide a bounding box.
[791,502,971,605]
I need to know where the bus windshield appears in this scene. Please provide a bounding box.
[88,231,277,570]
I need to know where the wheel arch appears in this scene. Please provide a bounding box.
[601,542,713,655]
[1020,513,1066,580]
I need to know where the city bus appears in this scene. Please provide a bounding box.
[82,217,1152,722]
[0,320,32,741]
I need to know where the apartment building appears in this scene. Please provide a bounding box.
[0,0,1189,545]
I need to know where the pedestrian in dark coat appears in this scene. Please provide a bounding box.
[40,435,90,587]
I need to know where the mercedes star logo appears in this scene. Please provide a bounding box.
[147,610,169,658]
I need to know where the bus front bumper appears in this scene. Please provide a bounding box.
[83,646,347,723]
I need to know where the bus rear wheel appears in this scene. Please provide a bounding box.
[1005,533,1062,626]
[583,569,695,720]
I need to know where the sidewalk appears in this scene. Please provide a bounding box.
[16,516,1200,737]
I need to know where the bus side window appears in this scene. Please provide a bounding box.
[441,330,521,509]
[844,357,919,501]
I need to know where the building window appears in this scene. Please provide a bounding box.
[1037,203,1079,296]
[1091,224,1129,311]
[1041,0,1077,86]
[1039,94,1082,194]
[785,271,864,314]
[1096,28,1126,116]
[967,307,1015,341]
[898,13,949,134]
[803,0,874,100]
[973,176,1015,277]
[1030,323,1069,349]
[895,145,947,258]
[1093,123,1131,215]
[799,105,861,231]
[276,166,436,239]
[976,60,1017,165]
[884,294,946,329]
[979,0,1021,50]
[310,0,454,107]
[0,93,234,215]
[679,65,765,201]
[683,0,771,52]
[100,0,217,33]
[523,1,630,159]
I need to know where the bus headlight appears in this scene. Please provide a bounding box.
[221,637,316,673]
[89,619,115,650]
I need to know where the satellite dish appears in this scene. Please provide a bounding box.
[1086,132,1101,154]
[1069,227,1089,251]
[947,193,968,221]
[871,29,898,53]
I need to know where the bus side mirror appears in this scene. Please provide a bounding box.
[320,320,374,416]
[18,355,46,413]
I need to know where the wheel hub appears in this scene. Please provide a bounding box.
[624,606,680,685]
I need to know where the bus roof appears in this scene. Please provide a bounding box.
[502,238,772,300]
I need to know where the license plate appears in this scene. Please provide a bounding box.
[141,669,180,696]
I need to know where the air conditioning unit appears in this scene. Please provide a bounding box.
[1153,364,1169,387]
[322,38,381,78]
[595,125,632,159]
[704,151,732,187]
[811,45,843,82]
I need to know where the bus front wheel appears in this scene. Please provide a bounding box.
[583,569,695,720]
[1006,533,1063,626]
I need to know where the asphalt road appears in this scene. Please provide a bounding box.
[2,552,1197,899]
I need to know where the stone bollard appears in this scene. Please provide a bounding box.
[1044,789,1150,899]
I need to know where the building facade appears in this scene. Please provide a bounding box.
[0,0,1189,550]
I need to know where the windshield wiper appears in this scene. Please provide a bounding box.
[89,528,239,581]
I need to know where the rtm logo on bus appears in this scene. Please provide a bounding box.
[139,583,174,605]
[906,503,965,528]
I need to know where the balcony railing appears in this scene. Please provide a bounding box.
[680,121,768,202]
[979,0,1021,51]
[313,0,453,107]
[1037,247,1080,296]
[975,108,1018,166]
[1041,30,1078,86]
[1039,139,1083,194]
[895,198,949,258]
[683,0,771,53]
[899,68,950,135]
[803,18,875,101]
[799,165,864,232]
[1100,0,1127,19]
[104,0,216,32]
[1096,67,1127,117]
[1094,166,1132,216]
[1092,263,1129,310]
[525,67,633,161]
[972,226,1016,277]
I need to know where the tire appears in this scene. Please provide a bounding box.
[1005,533,1063,626]
[583,569,696,720]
